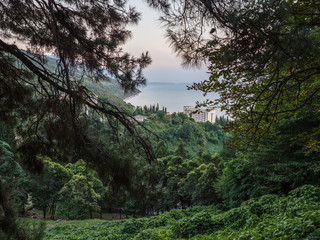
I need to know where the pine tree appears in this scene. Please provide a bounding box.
[174,139,188,159]
[155,140,169,158]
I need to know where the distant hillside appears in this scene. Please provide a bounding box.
[42,54,140,105]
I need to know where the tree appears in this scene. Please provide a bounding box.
[155,155,191,210]
[176,122,192,140]
[65,159,106,218]
[174,139,188,159]
[0,140,45,240]
[150,0,320,149]
[155,140,169,158]
[27,157,70,219]
[56,174,101,220]
[192,163,219,205]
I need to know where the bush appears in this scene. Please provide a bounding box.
[172,212,214,238]
[242,194,279,217]
[288,184,320,202]
[133,228,170,240]
[144,215,174,228]
[163,209,186,220]
[121,219,144,234]
[222,207,249,230]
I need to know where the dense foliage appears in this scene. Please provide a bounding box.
[153,153,223,212]
[27,157,71,219]
[138,111,227,157]
[43,185,320,240]
[23,116,226,219]
[216,104,320,208]
[0,138,46,240]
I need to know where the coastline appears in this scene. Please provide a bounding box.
[124,82,223,116]
[123,92,141,101]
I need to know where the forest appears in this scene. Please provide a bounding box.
[1,0,320,239]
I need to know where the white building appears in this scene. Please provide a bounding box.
[183,106,216,123]
[133,115,148,122]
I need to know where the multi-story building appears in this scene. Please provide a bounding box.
[183,106,216,123]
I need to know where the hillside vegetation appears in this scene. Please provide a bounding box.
[146,117,225,158]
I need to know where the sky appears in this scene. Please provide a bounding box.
[123,1,210,84]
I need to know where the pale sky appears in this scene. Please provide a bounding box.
[123,0,210,84]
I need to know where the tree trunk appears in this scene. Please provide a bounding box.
[43,209,47,219]
[50,203,55,220]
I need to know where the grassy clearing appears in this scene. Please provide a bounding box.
[20,213,133,231]
[19,219,56,229]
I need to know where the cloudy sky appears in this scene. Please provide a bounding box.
[123,1,210,84]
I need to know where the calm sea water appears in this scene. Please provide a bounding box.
[125,82,222,116]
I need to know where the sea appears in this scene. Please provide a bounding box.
[125,82,223,116]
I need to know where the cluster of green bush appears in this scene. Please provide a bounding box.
[44,185,320,239]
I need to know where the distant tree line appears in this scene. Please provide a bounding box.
[133,104,167,116]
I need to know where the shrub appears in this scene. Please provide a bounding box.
[222,207,249,230]
[133,228,170,240]
[171,212,214,238]
[144,215,174,228]
[121,219,144,234]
